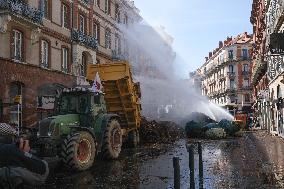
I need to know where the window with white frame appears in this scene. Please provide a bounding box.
[41,40,49,68]
[62,4,69,28]
[79,15,85,33]
[105,28,111,49]
[62,48,68,72]
[93,23,98,39]
[12,30,23,61]
[115,34,121,54]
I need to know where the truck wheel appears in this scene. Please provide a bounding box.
[129,130,140,148]
[61,131,96,171]
[102,119,122,159]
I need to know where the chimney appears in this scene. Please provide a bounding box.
[219,41,223,48]
[209,52,212,58]
[205,57,208,62]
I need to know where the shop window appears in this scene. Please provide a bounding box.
[62,47,69,73]
[10,82,24,127]
[41,40,50,68]
[105,28,111,49]
[12,29,23,61]
[62,3,70,28]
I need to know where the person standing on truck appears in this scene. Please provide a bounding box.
[0,123,49,188]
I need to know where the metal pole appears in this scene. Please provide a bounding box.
[188,145,195,189]
[198,142,204,189]
[173,157,180,189]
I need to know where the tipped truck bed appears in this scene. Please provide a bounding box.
[87,61,141,132]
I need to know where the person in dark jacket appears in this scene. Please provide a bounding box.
[0,123,49,188]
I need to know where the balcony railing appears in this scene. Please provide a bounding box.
[242,71,250,76]
[71,29,98,50]
[0,0,43,25]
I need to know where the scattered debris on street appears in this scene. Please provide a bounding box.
[139,117,184,144]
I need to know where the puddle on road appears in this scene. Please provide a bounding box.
[32,134,284,189]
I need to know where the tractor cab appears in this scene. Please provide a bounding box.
[56,87,107,117]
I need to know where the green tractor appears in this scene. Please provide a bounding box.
[34,87,124,171]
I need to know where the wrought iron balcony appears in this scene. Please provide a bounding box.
[71,29,98,50]
[0,0,43,25]
[218,74,225,80]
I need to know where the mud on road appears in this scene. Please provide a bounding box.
[25,131,284,189]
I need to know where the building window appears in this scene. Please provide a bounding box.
[62,47,68,72]
[41,40,49,68]
[43,0,51,20]
[79,15,85,33]
[229,65,234,72]
[228,50,233,59]
[62,3,70,28]
[81,54,87,76]
[93,23,98,39]
[115,4,120,23]
[230,79,235,89]
[115,34,121,54]
[95,0,100,7]
[243,78,249,87]
[124,13,128,25]
[244,94,250,102]
[243,64,249,72]
[105,28,111,49]
[105,0,111,15]
[12,30,23,61]
[242,49,248,60]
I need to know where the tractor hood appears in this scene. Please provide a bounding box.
[38,114,80,138]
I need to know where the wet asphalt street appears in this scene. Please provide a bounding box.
[30,131,284,189]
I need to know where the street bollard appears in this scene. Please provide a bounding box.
[198,142,204,189]
[187,145,195,189]
[173,157,180,189]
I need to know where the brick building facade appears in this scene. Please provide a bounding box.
[0,0,141,127]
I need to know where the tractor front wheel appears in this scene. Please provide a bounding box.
[61,131,96,171]
[102,119,122,159]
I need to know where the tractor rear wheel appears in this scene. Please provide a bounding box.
[61,131,96,171]
[102,119,122,159]
[128,130,140,148]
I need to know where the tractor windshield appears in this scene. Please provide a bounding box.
[57,93,89,114]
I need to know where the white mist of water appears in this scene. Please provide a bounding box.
[119,22,233,124]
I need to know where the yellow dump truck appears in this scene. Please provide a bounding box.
[87,61,142,144]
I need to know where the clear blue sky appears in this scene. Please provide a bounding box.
[135,0,253,78]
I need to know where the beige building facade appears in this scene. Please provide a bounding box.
[199,33,253,115]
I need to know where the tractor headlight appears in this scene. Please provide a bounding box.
[47,132,52,137]
[37,132,40,137]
